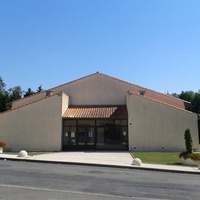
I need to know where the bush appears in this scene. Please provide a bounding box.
[184,128,193,153]
[179,128,200,161]
[0,141,6,149]
[179,151,200,161]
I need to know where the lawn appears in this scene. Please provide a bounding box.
[131,152,182,165]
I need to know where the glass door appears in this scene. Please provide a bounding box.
[78,127,86,145]
[87,127,95,145]
[77,127,95,150]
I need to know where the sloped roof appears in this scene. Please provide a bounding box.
[0,92,62,115]
[10,72,190,110]
[50,72,189,109]
[63,105,128,119]
[127,91,193,114]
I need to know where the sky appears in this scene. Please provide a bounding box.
[0,0,200,94]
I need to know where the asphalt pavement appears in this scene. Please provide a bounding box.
[0,151,199,174]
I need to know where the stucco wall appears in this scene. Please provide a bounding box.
[0,92,69,151]
[127,93,199,151]
[12,74,128,108]
[54,73,129,105]
[12,73,186,109]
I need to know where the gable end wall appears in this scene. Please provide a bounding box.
[127,93,199,151]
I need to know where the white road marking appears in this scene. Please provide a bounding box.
[0,184,169,200]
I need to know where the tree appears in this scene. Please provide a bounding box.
[0,92,8,112]
[24,88,35,97]
[171,90,200,114]
[0,75,45,112]
[8,86,23,102]
[0,76,6,93]
[184,129,193,153]
[23,85,43,97]
[0,76,7,112]
[190,91,200,114]
[179,91,195,102]
[179,129,200,162]
[37,85,43,93]
[171,93,179,98]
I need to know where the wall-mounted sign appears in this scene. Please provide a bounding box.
[88,131,93,138]
[71,132,75,137]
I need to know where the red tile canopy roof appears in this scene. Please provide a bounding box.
[63,105,128,119]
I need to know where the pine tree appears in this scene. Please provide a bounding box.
[184,129,193,153]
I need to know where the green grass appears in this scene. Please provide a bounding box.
[131,152,182,165]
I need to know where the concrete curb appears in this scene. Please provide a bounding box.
[0,157,199,175]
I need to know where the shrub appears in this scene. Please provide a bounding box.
[189,153,200,161]
[179,151,200,161]
[179,128,200,161]
[184,128,193,153]
[0,141,6,149]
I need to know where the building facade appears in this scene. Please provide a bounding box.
[0,72,199,152]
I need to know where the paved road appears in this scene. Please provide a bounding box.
[0,160,199,200]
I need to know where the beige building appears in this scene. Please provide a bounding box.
[0,72,199,151]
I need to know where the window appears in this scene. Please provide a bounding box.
[63,126,76,145]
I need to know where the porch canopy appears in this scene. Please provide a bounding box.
[62,105,128,150]
[63,105,128,119]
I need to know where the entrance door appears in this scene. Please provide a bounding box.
[96,125,128,150]
[63,119,128,151]
[77,127,95,150]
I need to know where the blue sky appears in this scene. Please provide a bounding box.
[0,0,200,94]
